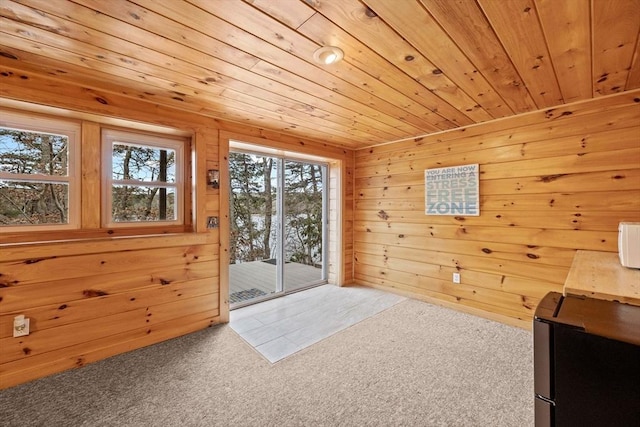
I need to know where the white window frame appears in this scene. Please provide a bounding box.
[102,129,185,228]
[0,109,81,231]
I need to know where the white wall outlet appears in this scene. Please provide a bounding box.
[13,315,30,337]
[452,272,461,284]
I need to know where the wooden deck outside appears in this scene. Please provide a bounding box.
[229,260,325,305]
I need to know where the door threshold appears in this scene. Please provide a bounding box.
[230,280,328,310]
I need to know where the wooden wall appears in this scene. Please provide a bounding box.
[0,91,222,389]
[0,71,353,388]
[0,234,220,388]
[353,90,640,328]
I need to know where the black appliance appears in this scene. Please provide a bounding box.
[533,292,640,427]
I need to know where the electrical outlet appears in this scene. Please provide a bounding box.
[452,272,461,284]
[13,315,30,337]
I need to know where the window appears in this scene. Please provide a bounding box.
[0,111,80,230]
[102,129,185,227]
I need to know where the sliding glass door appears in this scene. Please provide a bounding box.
[283,160,326,290]
[228,152,279,304]
[228,149,327,307]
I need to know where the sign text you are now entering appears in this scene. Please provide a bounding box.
[425,164,479,216]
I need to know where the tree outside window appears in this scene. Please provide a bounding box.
[229,152,324,267]
[0,113,79,230]
[102,129,184,227]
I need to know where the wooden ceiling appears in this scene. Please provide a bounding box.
[1,0,639,149]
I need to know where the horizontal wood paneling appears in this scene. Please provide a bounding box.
[355,208,638,233]
[0,237,220,387]
[354,91,640,328]
[0,293,219,364]
[0,312,215,389]
[0,233,213,261]
[0,76,223,389]
[1,245,218,286]
[355,90,640,158]
[0,262,218,314]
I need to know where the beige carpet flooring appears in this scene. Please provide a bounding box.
[0,298,534,426]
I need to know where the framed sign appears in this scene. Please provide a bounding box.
[425,164,479,216]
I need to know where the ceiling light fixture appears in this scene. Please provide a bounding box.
[313,46,344,65]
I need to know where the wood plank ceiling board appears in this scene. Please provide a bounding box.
[362,0,515,118]
[421,0,537,114]
[534,0,592,104]
[0,10,230,104]
[96,3,396,144]
[3,0,379,145]
[477,0,564,108]
[290,2,479,128]
[243,0,317,29]
[135,0,430,139]
[296,13,469,128]
[296,0,481,129]
[627,35,640,90]
[0,12,215,98]
[32,0,394,144]
[189,0,450,133]
[189,2,452,145]
[2,0,332,137]
[140,0,439,136]
[591,0,640,96]
[281,0,482,127]
[0,49,222,111]
[73,0,404,143]
[0,0,637,149]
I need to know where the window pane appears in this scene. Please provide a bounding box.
[112,144,176,183]
[111,185,176,222]
[0,180,69,225]
[0,128,69,176]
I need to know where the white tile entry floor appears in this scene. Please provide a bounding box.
[229,284,406,363]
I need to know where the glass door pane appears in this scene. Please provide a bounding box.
[228,152,280,306]
[228,147,329,309]
[283,160,326,292]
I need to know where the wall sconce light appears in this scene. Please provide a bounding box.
[313,46,344,65]
[207,169,219,189]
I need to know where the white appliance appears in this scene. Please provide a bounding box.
[618,222,640,269]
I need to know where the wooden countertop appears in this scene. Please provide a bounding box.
[564,250,640,307]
